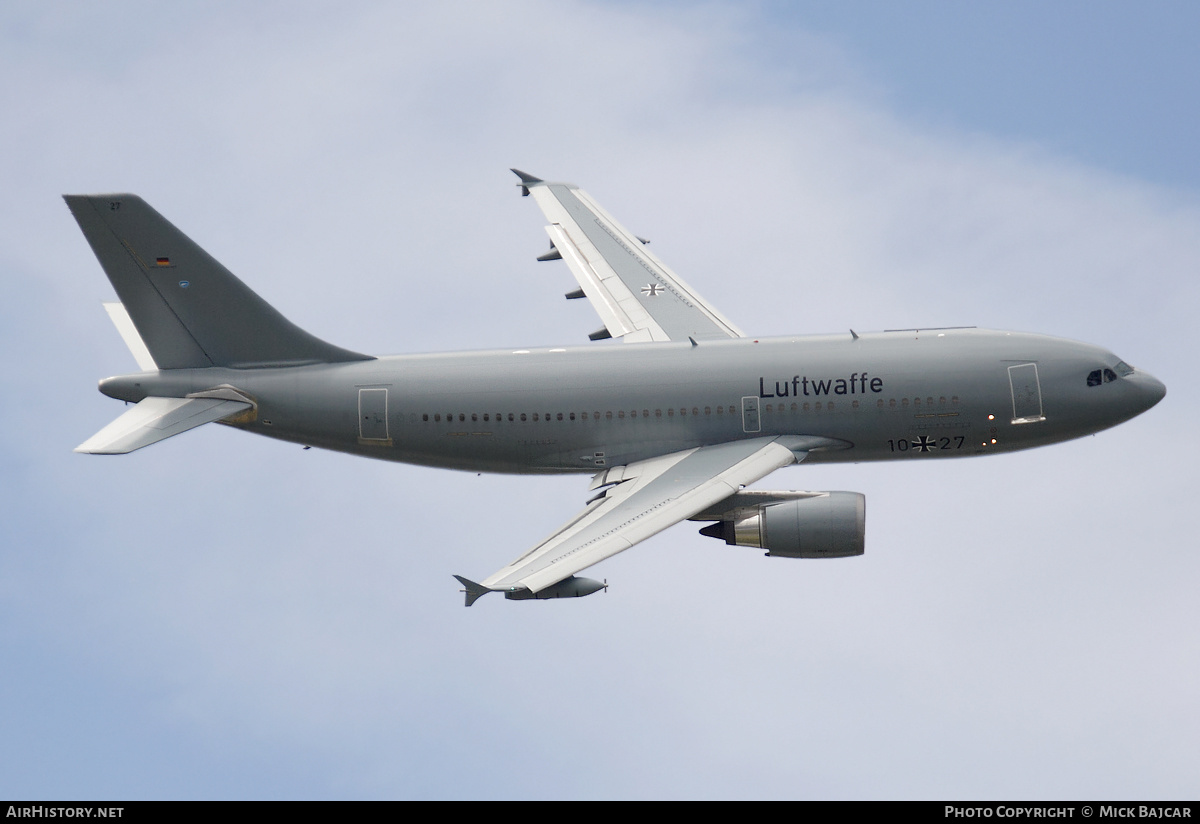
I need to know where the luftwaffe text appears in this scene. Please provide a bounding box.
[759,373,883,398]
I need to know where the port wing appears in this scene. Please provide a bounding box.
[513,170,743,343]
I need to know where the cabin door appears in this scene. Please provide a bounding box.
[1007,364,1045,424]
[741,395,761,433]
[358,387,391,443]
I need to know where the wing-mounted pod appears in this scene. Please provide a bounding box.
[501,576,607,601]
[697,491,865,558]
[454,574,606,606]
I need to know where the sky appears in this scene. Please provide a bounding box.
[2,0,1198,800]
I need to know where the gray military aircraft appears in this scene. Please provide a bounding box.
[68,170,1166,605]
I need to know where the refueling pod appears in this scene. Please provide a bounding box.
[453,574,606,606]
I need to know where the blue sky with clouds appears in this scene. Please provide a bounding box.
[1,1,1197,799]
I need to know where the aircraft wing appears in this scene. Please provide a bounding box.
[513,169,743,343]
[457,436,827,605]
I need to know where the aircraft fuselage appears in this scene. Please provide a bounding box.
[98,327,1164,474]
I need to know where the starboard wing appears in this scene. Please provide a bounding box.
[457,436,834,605]
[513,170,743,343]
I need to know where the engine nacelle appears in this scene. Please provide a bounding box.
[698,492,865,558]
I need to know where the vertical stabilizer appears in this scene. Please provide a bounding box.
[65,195,371,369]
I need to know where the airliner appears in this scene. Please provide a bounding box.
[68,170,1166,605]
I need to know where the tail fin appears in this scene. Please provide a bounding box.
[65,194,371,369]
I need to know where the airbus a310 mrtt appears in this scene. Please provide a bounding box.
[68,170,1166,605]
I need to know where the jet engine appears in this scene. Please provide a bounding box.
[698,492,865,558]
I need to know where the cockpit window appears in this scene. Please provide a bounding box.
[1087,367,1123,387]
[1113,360,1135,377]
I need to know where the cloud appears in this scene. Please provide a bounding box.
[1,0,1196,799]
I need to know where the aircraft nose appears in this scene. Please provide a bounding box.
[1133,369,1167,410]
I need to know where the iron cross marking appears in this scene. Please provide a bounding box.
[912,435,937,452]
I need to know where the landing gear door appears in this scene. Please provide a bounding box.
[741,395,761,433]
[1008,364,1046,424]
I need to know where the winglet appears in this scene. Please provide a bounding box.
[453,575,493,607]
[510,168,543,185]
[510,168,544,196]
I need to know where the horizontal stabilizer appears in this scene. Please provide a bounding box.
[75,396,251,455]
